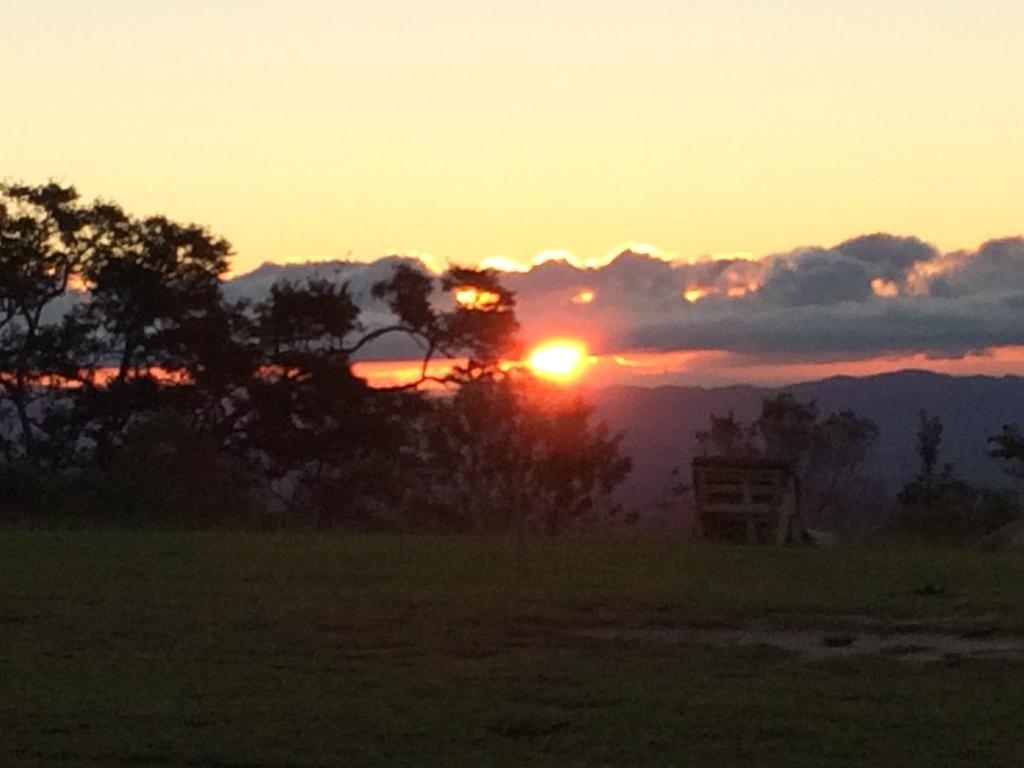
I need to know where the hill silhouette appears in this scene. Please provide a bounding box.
[591,370,1024,530]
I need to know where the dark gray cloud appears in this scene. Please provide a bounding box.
[949,238,1024,294]
[755,234,940,307]
[225,233,1024,362]
[756,250,876,306]
[835,234,939,281]
[626,294,1024,360]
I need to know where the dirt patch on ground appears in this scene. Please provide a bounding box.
[584,617,1024,663]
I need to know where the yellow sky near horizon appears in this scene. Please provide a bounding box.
[4,1,1023,275]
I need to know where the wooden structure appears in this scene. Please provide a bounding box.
[691,457,802,544]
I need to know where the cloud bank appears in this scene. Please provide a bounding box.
[226,234,1024,366]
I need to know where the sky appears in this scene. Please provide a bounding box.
[6,2,1024,386]
[5,1,1023,273]
[226,233,1024,387]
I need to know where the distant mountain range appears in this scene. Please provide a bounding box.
[589,370,1024,530]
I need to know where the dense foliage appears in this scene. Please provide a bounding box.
[892,412,1021,542]
[0,183,630,530]
[990,423,1024,480]
[694,393,879,526]
[694,397,1023,539]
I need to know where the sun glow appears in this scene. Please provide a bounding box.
[684,286,711,303]
[67,273,93,292]
[571,288,596,305]
[526,339,592,383]
[871,277,900,298]
[453,286,501,310]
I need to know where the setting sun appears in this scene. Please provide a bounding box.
[526,339,591,383]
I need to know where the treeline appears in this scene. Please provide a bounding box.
[0,183,630,530]
[893,413,1023,542]
[692,394,879,529]
[694,397,1024,543]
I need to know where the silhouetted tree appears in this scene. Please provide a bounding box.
[0,183,92,464]
[423,374,631,535]
[97,410,258,526]
[239,278,410,525]
[369,263,520,383]
[757,393,818,469]
[237,264,525,525]
[894,413,1019,542]
[695,411,755,457]
[693,393,878,525]
[0,182,237,473]
[916,410,943,477]
[807,410,879,521]
[0,180,627,531]
[894,467,1016,542]
[71,210,233,466]
[990,424,1024,481]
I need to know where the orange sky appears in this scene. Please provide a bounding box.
[4,2,1023,277]
[354,346,1024,390]
[6,3,1023,386]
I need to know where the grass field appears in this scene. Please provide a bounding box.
[4,532,1024,766]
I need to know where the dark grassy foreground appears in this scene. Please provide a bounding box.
[4,532,1024,767]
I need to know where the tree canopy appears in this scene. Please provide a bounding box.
[0,182,630,531]
[694,393,878,525]
[990,424,1024,480]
